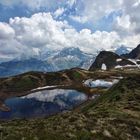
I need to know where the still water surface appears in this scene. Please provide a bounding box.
[0,89,87,119]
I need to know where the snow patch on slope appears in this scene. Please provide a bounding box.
[84,79,119,88]
[128,59,140,69]
[116,59,122,62]
[101,63,107,70]
[31,85,59,91]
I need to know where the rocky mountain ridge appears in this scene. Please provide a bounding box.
[89,44,140,71]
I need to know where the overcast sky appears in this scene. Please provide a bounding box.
[0,0,140,61]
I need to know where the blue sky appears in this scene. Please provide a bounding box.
[0,0,140,61]
[0,0,121,31]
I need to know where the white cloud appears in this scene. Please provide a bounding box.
[0,38,33,62]
[71,29,121,52]
[70,15,88,24]
[9,13,70,49]
[54,8,65,18]
[0,22,21,61]
[1,0,139,36]
[122,0,140,34]
[116,15,131,29]
[0,11,139,62]
[111,0,140,35]
[133,0,140,7]
[120,34,140,48]
[67,0,77,8]
[113,14,136,35]
[0,21,40,62]
[0,23,15,40]
[71,0,123,23]
[69,0,140,37]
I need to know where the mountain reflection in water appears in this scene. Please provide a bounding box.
[0,89,87,119]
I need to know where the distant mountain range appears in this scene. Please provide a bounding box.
[115,45,131,55]
[44,47,94,70]
[0,45,139,77]
[122,44,140,59]
[0,47,94,77]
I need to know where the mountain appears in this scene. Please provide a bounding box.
[122,44,140,59]
[115,45,131,55]
[0,47,93,77]
[0,58,54,77]
[89,51,135,71]
[45,47,94,70]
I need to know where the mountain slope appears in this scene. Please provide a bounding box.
[122,44,140,59]
[115,45,131,55]
[45,47,94,70]
[0,58,54,77]
[89,51,135,71]
[0,73,140,140]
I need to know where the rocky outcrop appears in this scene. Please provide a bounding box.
[89,51,135,71]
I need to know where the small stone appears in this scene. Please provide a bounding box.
[103,130,112,137]
[91,130,97,134]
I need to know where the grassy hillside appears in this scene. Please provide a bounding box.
[0,69,88,93]
[0,68,139,93]
[0,73,140,140]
